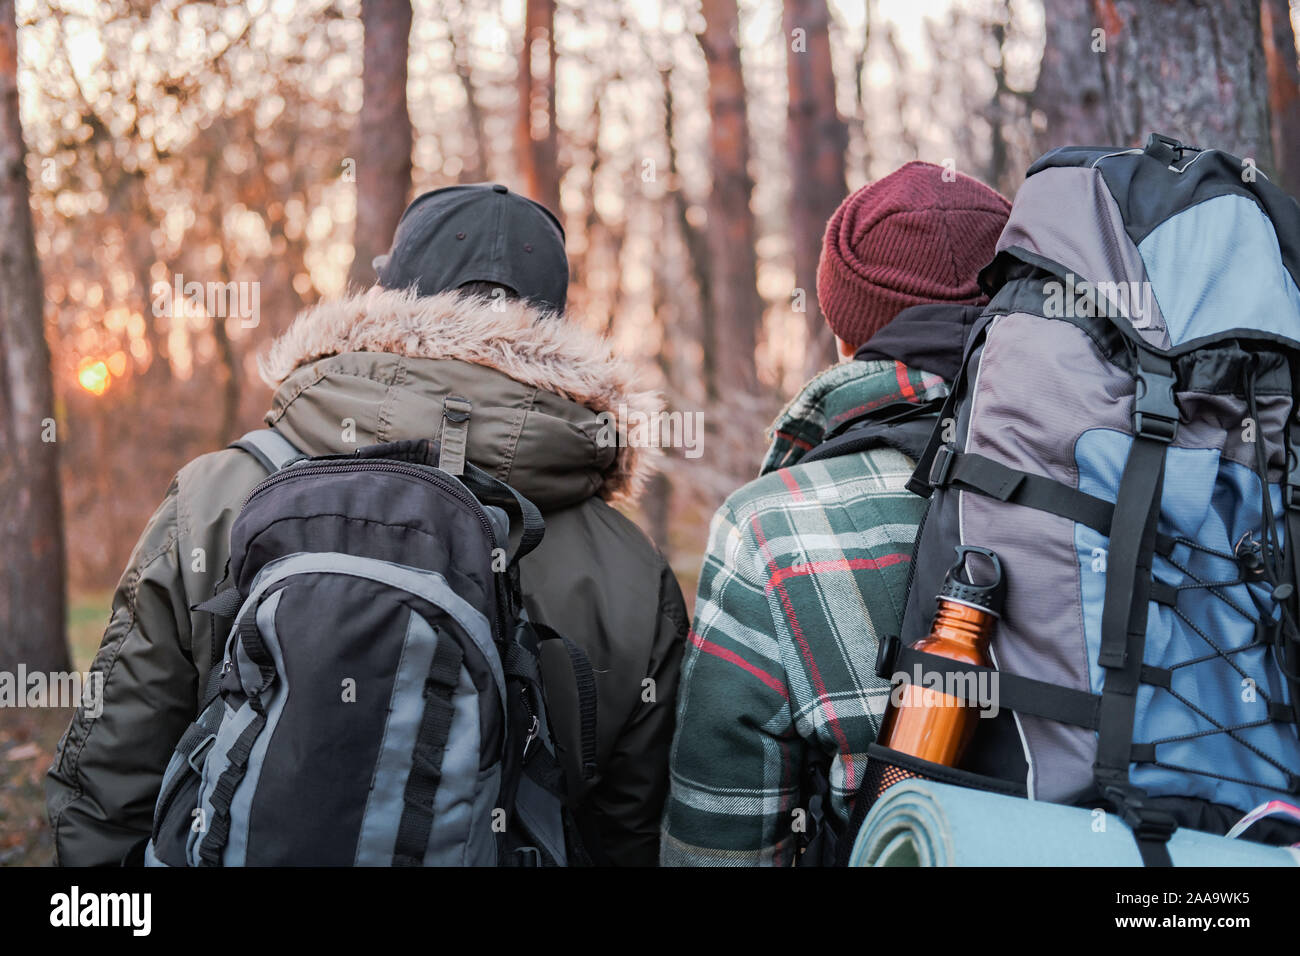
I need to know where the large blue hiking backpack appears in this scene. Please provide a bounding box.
[853,134,1300,865]
[145,422,597,866]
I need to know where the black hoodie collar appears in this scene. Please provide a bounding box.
[853,302,985,382]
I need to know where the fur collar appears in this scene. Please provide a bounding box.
[259,287,662,503]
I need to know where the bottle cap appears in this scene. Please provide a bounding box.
[938,545,1006,618]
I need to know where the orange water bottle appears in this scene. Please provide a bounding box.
[878,545,1005,768]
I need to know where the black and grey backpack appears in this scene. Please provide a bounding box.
[847,134,1300,866]
[146,415,596,866]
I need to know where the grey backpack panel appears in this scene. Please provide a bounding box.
[993,164,1170,348]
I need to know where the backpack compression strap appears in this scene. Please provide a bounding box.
[229,428,305,473]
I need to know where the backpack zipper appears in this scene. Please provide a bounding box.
[901,495,931,615]
[241,458,507,646]
[521,703,541,761]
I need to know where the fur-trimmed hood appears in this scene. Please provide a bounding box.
[258,287,661,506]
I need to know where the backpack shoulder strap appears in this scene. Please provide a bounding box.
[802,416,937,465]
[802,398,942,466]
[229,428,305,474]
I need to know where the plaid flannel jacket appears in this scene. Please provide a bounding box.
[661,358,949,866]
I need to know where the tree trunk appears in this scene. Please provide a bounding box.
[698,0,762,397]
[1262,0,1300,195]
[447,1,488,184]
[1094,0,1274,170]
[661,67,716,399]
[784,0,848,379]
[986,12,1013,193]
[850,0,873,182]
[516,0,561,215]
[0,0,68,672]
[1034,0,1110,152]
[212,256,242,445]
[348,0,413,290]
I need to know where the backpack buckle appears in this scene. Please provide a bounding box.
[928,445,956,488]
[1287,485,1300,511]
[1132,355,1179,443]
[513,846,541,867]
[1286,423,1300,511]
[1143,133,1185,166]
[875,634,901,680]
[1129,806,1178,844]
[1102,784,1177,844]
[187,733,217,774]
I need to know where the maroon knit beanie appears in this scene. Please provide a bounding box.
[816,161,1012,349]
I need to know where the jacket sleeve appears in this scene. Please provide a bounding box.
[660,501,800,866]
[583,559,688,866]
[45,480,199,866]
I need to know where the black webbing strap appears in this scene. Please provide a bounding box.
[891,644,1101,729]
[905,314,994,498]
[392,634,465,867]
[195,605,280,866]
[934,449,1115,534]
[175,699,224,764]
[1093,351,1179,867]
[803,414,938,466]
[234,610,277,697]
[196,705,266,866]
[533,623,599,782]
[1103,784,1178,868]
[927,448,1177,558]
[198,656,226,711]
[194,586,243,619]
[884,641,1173,742]
[152,701,225,844]
[1282,414,1300,727]
[193,586,243,709]
[522,737,569,799]
[823,399,942,441]
[459,460,545,563]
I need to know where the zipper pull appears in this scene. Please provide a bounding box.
[522,714,540,761]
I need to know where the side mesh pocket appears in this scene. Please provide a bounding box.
[861,741,1027,805]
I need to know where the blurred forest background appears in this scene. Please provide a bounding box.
[3,0,1300,862]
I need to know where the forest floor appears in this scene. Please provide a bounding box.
[0,592,110,867]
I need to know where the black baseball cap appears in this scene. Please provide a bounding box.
[373,183,568,313]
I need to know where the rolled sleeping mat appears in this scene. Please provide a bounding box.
[848,779,1300,867]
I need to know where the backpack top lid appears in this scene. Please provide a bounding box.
[984,133,1300,353]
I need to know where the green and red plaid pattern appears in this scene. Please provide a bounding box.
[661,358,948,866]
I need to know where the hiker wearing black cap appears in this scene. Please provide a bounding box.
[47,184,688,867]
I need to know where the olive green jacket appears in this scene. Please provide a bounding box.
[47,288,687,867]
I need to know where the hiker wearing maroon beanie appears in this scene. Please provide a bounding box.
[821,160,1012,355]
[663,163,1011,866]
